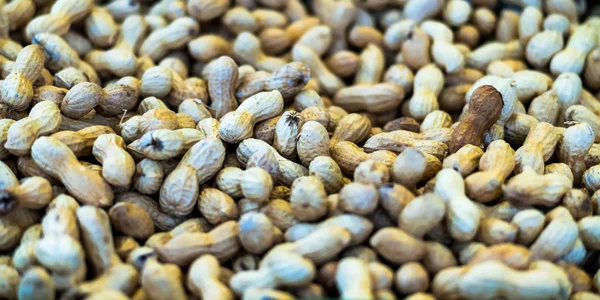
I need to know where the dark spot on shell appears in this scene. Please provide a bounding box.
[0,190,17,215]
[283,111,302,127]
[71,291,89,300]
[582,198,592,213]
[150,134,164,151]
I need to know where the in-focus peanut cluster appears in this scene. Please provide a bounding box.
[1,0,600,299]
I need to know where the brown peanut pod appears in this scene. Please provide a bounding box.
[327,50,360,78]
[96,84,138,117]
[402,28,431,70]
[448,85,503,153]
[109,202,155,241]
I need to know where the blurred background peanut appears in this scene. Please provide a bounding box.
[1,0,600,299]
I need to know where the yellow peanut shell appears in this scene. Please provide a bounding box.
[31,136,113,207]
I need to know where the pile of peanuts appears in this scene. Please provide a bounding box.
[3,0,600,299]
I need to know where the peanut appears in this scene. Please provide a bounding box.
[530,207,579,261]
[219,91,283,144]
[0,1,598,298]
[85,15,148,77]
[514,122,558,174]
[550,24,597,75]
[127,128,204,161]
[465,140,515,203]
[92,134,135,187]
[1,44,45,111]
[292,44,344,96]
[559,122,595,185]
[432,260,571,299]
[156,220,239,266]
[5,101,61,156]
[187,255,234,300]
[448,85,503,153]
[503,167,572,207]
[0,176,52,215]
[61,82,137,118]
[31,137,113,207]
[25,0,93,40]
[159,137,225,216]
[236,62,310,101]
[434,169,482,242]
[208,56,238,119]
[237,138,308,186]
[140,17,199,61]
[32,33,100,84]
